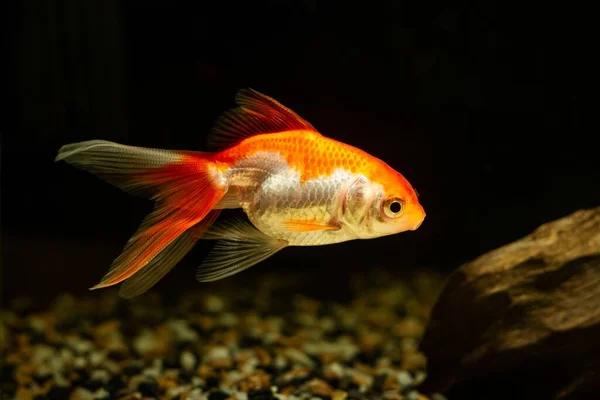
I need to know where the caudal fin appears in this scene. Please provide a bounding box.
[56,140,227,295]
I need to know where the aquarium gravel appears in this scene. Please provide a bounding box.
[1,271,447,400]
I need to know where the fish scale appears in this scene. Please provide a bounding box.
[225,152,343,246]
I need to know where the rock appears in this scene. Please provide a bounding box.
[420,207,600,400]
[180,350,197,371]
[392,317,425,339]
[396,371,414,389]
[204,295,225,313]
[166,319,199,343]
[283,347,315,368]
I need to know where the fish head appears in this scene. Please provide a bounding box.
[342,167,425,239]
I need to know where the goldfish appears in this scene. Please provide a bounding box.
[55,89,425,298]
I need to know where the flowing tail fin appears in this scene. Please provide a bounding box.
[56,140,227,296]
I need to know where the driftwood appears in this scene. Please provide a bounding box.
[420,207,600,400]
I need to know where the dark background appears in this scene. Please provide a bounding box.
[2,1,596,305]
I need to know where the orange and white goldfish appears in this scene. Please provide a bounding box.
[56,89,425,298]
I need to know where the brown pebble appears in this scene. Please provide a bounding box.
[280,386,296,395]
[0,325,9,353]
[15,363,35,386]
[306,378,332,397]
[364,309,395,328]
[156,375,178,391]
[358,331,382,354]
[197,364,215,379]
[277,334,305,348]
[31,313,59,342]
[211,358,233,369]
[116,393,143,400]
[254,347,272,365]
[319,351,342,364]
[238,370,271,392]
[383,374,401,391]
[7,352,21,364]
[350,368,373,389]
[406,298,432,320]
[284,347,314,367]
[277,366,311,386]
[401,350,427,371]
[331,390,348,400]
[383,392,405,400]
[15,387,33,400]
[242,311,261,327]
[92,319,120,339]
[293,296,320,314]
[393,317,424,339]
[16,333,31,350]
[222,329,239,346]
[71,387,109,400]
[190,315,215,332]
[323,362,345,381]
[353,362,374,375]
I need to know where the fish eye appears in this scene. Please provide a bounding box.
[382,197,404,218]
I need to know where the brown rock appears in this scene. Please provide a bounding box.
[254,347,272,365]
[393,317,425,339]
[238,370,271,392]
[420,207,600,400]
[305,378,333,397]
[197,363,215,379]
[14,387,33,400]
[293,296,320,314]
[280,386,296,395]
[401,350,427,372]
[382,374,401,392]
[276,366,311,387]
[331,390,348,400]
[382,393,404,400]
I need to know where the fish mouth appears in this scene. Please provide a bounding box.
[408,205,426,231]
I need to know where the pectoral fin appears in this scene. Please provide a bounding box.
[281,219,340,232]
[196,219,288,282]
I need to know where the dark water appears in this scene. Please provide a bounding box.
[2,1,595,305]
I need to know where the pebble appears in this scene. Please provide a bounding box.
[167,319,199,342]
[134,329,159,356]
[323,362,346,381]
[406,390,420,400]
[284,348,315,368]
[393,318,425,339]
[90,369,110,384]
[1,273,442,400]
[181,350,197,370]
[73,356,88,369]
[348,368,374,391]
[66,337,94,355]
[204,295,226,313]
[396,371,413,388]
[303,341,359,362]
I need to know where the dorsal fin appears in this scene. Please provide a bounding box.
[208,88,320,151]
